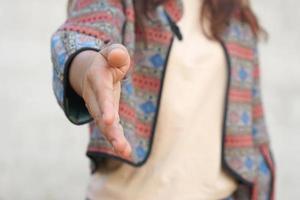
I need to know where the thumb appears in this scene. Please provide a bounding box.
[100,43,130,69]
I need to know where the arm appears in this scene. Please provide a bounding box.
[50,0,131,157]
[51,0,125,124]
[252,47,272,146]
[252,46,275,197]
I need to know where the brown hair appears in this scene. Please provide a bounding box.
[141,0,263,40]
[68,0,264,40]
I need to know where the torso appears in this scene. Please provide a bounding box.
[86,1,238,199]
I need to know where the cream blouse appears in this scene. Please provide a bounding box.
[86,1,238,199]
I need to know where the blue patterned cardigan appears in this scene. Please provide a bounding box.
[51,0,275,199]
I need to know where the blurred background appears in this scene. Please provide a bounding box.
[0,0,299,199]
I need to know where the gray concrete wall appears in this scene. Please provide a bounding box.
[0,0,299,199]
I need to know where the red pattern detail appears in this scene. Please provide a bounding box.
[119,102,151,138]
[227,43,254,60]
[67,12,122,27]
[229,89,252,102]
[252,104,263,118]
[260,145,275,178]
[225,135,254,147]
[75,0,122,11]
[75,0,95,10]
[60,24,111,41]
[135,121,151,138]
[251,179,259,200]
[119,102,136,121]
[163,0,182,22]
[253,65,260,79]
[107,0,123,9]
[136,27,172,44]
[132,74,161,92]
[125,7,135,22]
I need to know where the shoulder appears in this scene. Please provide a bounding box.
[222,17,258,49]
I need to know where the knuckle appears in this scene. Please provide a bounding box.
[111,43,127,51]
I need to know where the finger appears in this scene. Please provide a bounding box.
[84,89,124,154]
[87,66,115,126]
[103,121,128,155]
[82,86,102,121]
[100,44,130,68]
[99,44,131,81]
[117,124,132,158]
[113,82,121,113]
[84,87,125,154]
[112,81,132,157]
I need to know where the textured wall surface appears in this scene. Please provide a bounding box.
[0,0,299,199]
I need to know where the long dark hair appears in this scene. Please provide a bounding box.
[140,0,263,40]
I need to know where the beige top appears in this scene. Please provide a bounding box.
[86,1,238,199]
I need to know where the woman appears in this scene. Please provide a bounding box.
[51,0,275,199]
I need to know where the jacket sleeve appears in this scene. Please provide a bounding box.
[50,0,125,125]
[252,46,276,197]
[252,47,270,146]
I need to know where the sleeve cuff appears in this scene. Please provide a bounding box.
[63,47,99,125]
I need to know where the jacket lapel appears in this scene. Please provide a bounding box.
[163,0,183,23]
[221,19,258,185]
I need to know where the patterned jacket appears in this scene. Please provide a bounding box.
[50,0,275,199]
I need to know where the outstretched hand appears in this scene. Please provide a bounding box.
[70,44,132,158]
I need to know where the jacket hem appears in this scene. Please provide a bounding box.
[219,40,253,188]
